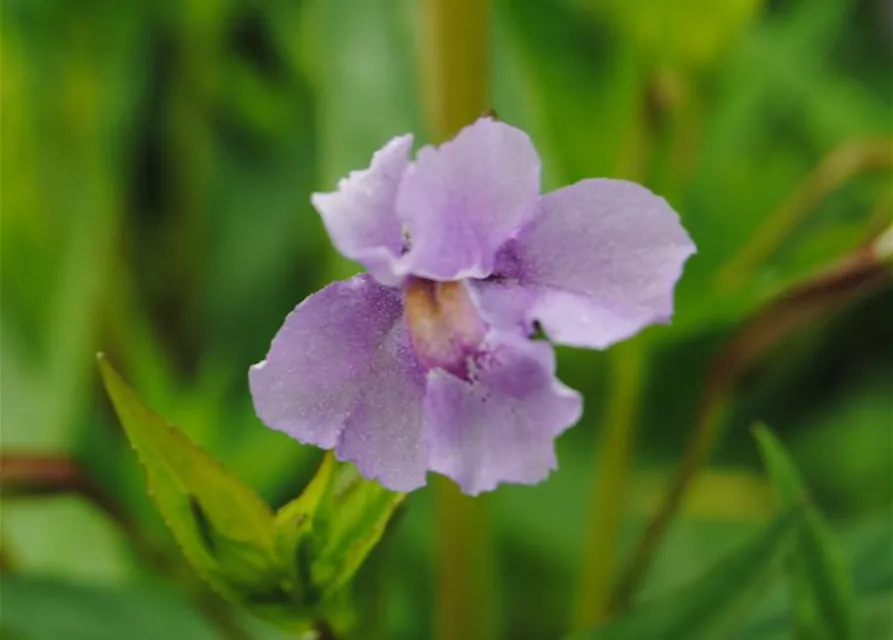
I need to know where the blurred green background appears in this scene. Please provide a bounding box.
[2,0,891,638]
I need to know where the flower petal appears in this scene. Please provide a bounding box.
[424,332,582,495]
[474,179,696,348]
[395,118,541,281]
[249,275,428,491]
[334,319,429,492]
[311,135,413,285]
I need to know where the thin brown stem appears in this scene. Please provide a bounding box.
[607,230,893,615]
[717,138,893,288]
[0,452,251,640]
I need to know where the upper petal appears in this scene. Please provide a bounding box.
[249,275,428,491]
[424,332,582,495]
[395,118,541,281]
[311,135,413,285]
[474,179,696,349]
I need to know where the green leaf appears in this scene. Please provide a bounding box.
[566,506,805,640]
[310,463,405,598]
[754,424,856,640]
[273,454,405,607]
[0,575,218,640]
[97,355,287,612]
[739,510,893,639]
[273,452,338,603]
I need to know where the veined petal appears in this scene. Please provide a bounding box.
[424,332,582,495]
[395,118,541,281]
[311,135,413,286]
[474,179,696,349]
[249,275,428,491]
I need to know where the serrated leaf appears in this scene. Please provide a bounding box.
[96,355,285,607]
[274,452,337,602]
[276,453,404,606]
[310,463,405,599]
[567,506,805,640]
[270,452,404,623]
[754,424,856,640]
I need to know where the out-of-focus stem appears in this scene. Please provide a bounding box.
[607,221,893,615]
[423,0,489,141]
[424,1,493,640]
[573,340,644,629]
[0,452,251,640]
[435,482,493,640]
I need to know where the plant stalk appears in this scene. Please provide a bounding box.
[423,1,493,639]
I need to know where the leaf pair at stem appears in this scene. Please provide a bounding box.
[98,354,403,636]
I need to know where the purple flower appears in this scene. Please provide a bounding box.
[249,118,695,495]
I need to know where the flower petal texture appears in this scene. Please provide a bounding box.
[252,118,695,495]
[395,118,541,281]
[311,135,413,285]
[473,179,696,349]
[425,332,582,495]
[249,275,428,491]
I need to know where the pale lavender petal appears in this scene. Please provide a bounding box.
[311,135,413,285]
[395,118,541,281]
[334,319,428,492]
[424,332,582,495]
[249,275,428,491]
[473,179,696,349]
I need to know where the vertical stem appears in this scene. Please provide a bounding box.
[423,2,492,640]
[424,0,489,141]
[435,484,493,640]
[572,340,644,629]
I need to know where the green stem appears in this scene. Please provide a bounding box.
[435,484,493,640]
[423,1,493,640]
[573,340,644,629]
[423,0,489,141]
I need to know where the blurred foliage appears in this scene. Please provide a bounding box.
[569,505,806,640]
[1,0,891,638]
[755,425,855,639]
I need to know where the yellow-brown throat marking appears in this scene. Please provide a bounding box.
[404,278,488,379]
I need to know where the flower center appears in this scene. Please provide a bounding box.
[404,277,488,379]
